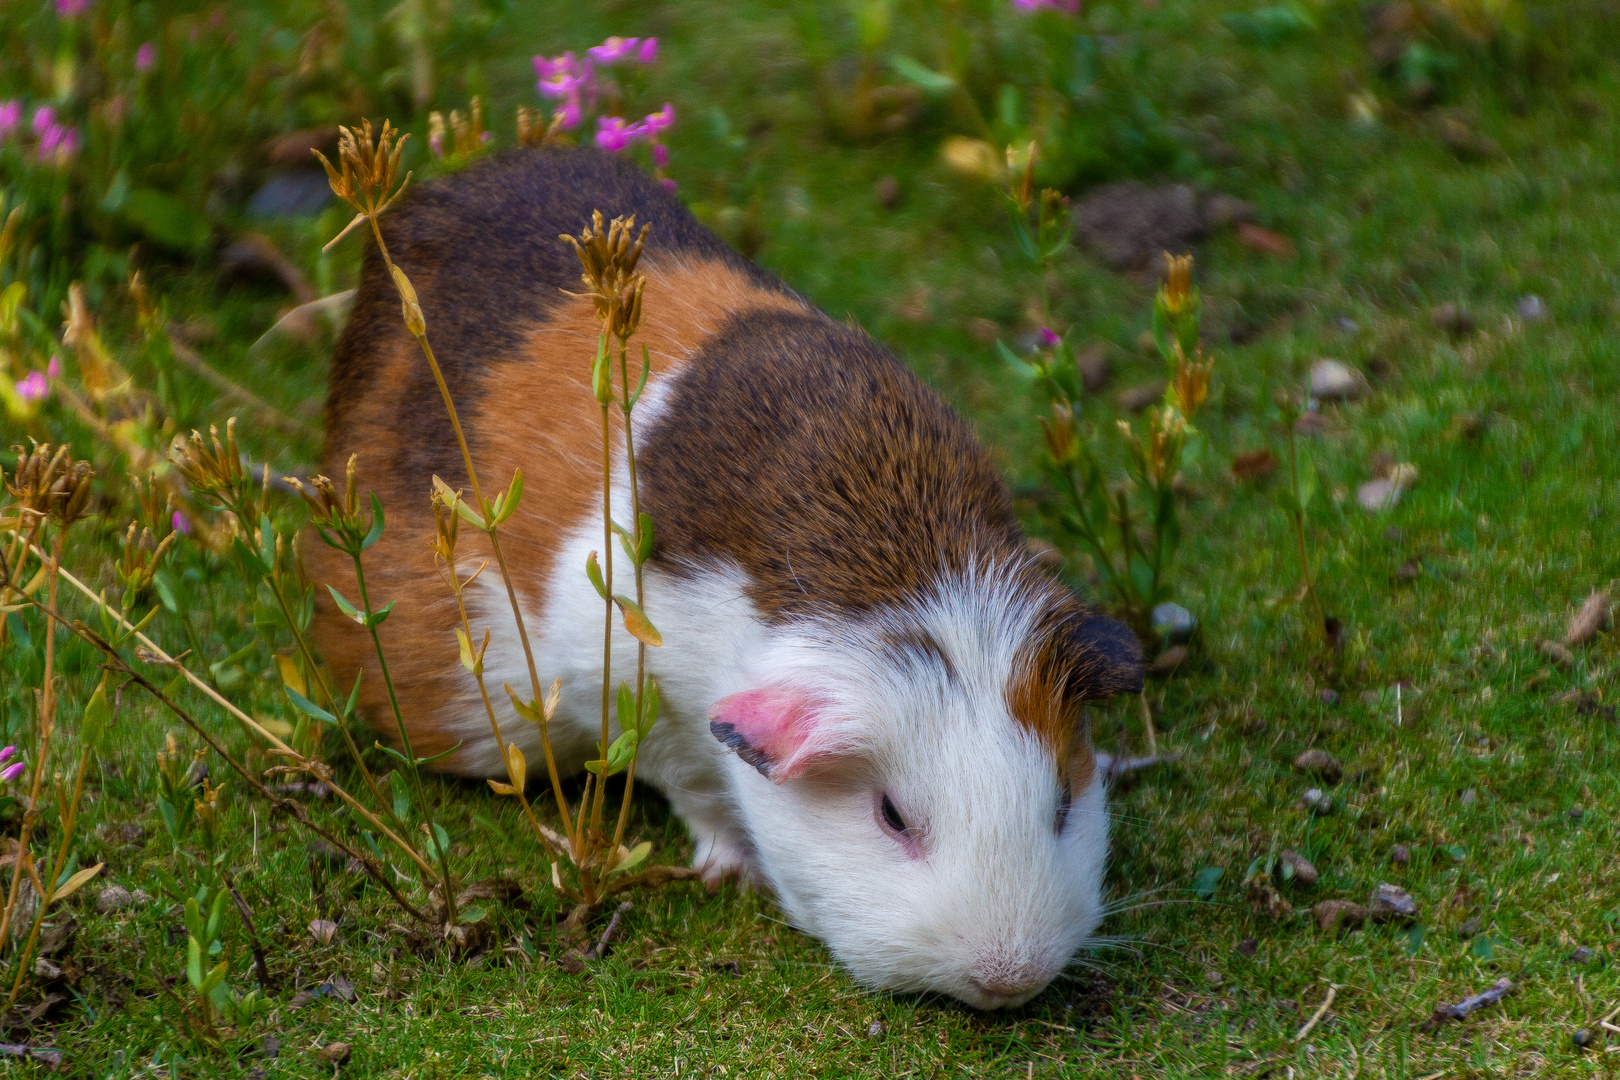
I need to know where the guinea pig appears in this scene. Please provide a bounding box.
[306,146,1143,1010]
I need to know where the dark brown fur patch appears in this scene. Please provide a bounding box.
[1006,599,1145,758]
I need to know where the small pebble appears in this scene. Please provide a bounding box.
[1279,849,1320,885]
[97,886,135,913]
[1573,1027,1594,1050]
[1301,788,1333,814]
[1458,917,1483,939]
[1151,602,1198,644]
[1309,359,1367,402]
[1293,749,1344,784]
[1358,477,1402,512]
[1569,805,1585,821]
[1430,302,1474,334]
[318,1042,352,1066]
[1236,938,1259,957]
[1460,788,1477,806]
[1318,689,1339,705]
[1149,644,1188,677]
[1336,316,1359,334]
[868,1020,885,1038]
[1313,900,1367,933]
[1390,844,1410,866]
[1369,883,1419,923]
[1570,946,1596,965]
[874,175,901,210]
[1517,295,1547,322]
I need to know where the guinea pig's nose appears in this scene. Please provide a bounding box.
[968,967,1046,1003]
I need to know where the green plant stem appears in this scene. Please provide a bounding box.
[348,551,457,923]
[593,392,614,848]
[8,746,88,1003]
[362,213,573,849]
[1284,426,1326,636]
[610,337,649,859]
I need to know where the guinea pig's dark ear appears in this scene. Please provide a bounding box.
[1064,612,1144,700]
[708,686,846,783]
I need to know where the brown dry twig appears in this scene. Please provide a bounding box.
[1428,977,1514,1028]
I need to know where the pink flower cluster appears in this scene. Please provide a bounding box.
[136,42,156,72]
[14,356,62,404]
[595,104,674,152]
[1,102,78,166]
[1013,0,1079,12]
[533,35,659,132]
[55,0,89,17]
[0,746,22,784]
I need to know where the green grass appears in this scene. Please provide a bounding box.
[4,1,1620,1076]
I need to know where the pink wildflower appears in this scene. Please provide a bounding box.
[136,42,156,71]
[1013,0,1078,11]
[652,143,669,169]
[0,747,14,765]
[0,101,19,138]
[587,36,642,64]
[643,103,675,135]
[637,38,658,64]
[172,510,192,535]
[428,130,443,158]
[535,51,592,131]
[1039,327,1061,348]
[16,371,48,402]
[47,355,61,378]
[659,177,677,193]
[55,0,89,16]
[38,124,76,164]
[594,105,675,153]
[0,761,24,784]
[31,105,54,135]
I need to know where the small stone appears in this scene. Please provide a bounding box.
[1314,900,1367,933]
[1460,788,1477,806]
[1149,645,1188,677]
[1369,883,1418,923]
[1118,380,1168,413]
[97,886,135,913]
[32,957,60,979]
[1318,689,1339,705]
[1568,805,1585,821]
[1279,849,1319,885]
[1301,788,1332,814]
[1565,591,1610,647]
[1517,295,1547,322]
[867,1020,885,1038]
[1537,640,1575,669]
[1573,1027,1594,1050]
[1236,937,1259,957]
[1293,749,1344,784]
[1570,946,1596,965]
[1390,844,1410,866]
[131,888,152,905]
[1151,602,1197,644]
[1075,342,1111,393]
[874,175,901,210]
[1395,559,1421,582]
[1430,302,1475,335]
[118,823,147,846]
[318,1042,352,1066]
[1358,477,1402,512]
[1458,918,1483,939]
[1309,359,1367,402]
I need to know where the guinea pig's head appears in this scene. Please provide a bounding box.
[709,583,1142,1010]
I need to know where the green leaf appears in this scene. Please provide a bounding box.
[1296,449,1318,511]
[1404,923,1425,955]
[326,585,364,625]
[614,594,663,647]
[636,513,655,564]
[344,671,364,721]
[586,551,609,601]
[186,935,204,990]
[258,516,276,575]
[231,535,270,577]
[616,682,635,731]
[1192,866,1224,900]
[285,686,337,726]
[887,54,956,95]
[1129,556,1155,607]
[122,187,211,253]
[639,677,661,737]
[612,840,653,875]
[206,890,227,941]
[82,674,113,747]
[504,684,543,725]
[390,770,411,823]
[453,498,488,530]
[152,569,179,614]
[367,600,396,628]
[1272,487,1301,518]
[1443,844,1468,861]
[430,823,452,860]
[361,493,387,550]
[184,897,203,944]
[491,469,523,526]
[1470,933,1494,960]
[458,905,487,925]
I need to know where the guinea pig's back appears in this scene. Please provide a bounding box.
[309,148,809,764]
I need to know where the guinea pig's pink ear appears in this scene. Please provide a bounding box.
[708,686,841,782]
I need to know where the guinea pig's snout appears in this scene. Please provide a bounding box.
[965,954,1055,1009]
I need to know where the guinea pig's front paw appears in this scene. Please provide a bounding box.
[692,832,755,891]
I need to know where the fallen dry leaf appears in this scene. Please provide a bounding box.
[1230,448,1277,481]
[1565,591,1611,647]
[1537,640,1575,669]
[308,919,338,946]
[1314,900,1366,933]
[1293,749,1343,785]
[1236,222,1296,258]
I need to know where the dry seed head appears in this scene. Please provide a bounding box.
[1161,252,1194,317]
[1041,402,1078,464]
[170,419,249,510]
[1172,343,1213,419]
[314,119,411,217]
[561,212,650,341]
[7,442,71,517]
[390,265,427,335]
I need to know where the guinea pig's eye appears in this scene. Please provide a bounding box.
[1055,783,1073,834]
[875,793,924,858]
